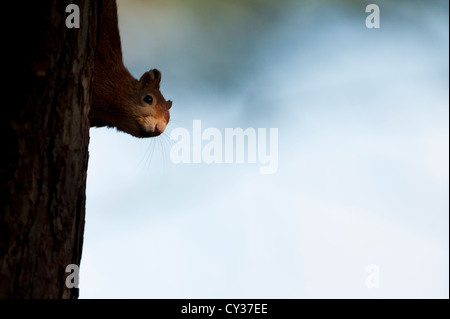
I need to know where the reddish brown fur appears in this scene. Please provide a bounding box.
[91,0,172,138]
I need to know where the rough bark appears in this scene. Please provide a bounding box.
[0,0,98,298]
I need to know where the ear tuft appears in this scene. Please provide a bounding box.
[139,69,161,87]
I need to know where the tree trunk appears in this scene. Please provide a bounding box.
[0,0,99,298]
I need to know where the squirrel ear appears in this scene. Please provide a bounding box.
[140,69,161,88]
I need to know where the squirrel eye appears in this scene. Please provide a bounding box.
[143,95,153,105]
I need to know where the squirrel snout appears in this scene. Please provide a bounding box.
[154,121,167,135]
[139,118,168,137]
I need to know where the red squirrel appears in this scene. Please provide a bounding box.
[91,1,172,138]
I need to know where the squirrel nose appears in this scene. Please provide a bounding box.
[154,121,166,135]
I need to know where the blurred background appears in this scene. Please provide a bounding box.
[81,0,449,298]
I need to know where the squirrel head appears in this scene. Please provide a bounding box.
[116,69,172,138]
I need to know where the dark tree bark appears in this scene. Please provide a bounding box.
[0,0,99,298]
